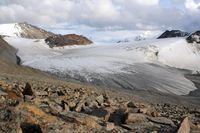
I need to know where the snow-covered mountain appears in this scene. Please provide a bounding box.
[3,36,200,95]
[0,22,54,39]
[117,30,161,43]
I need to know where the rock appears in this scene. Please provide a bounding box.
[127,108,140,114]
[86,100,98,108]
[35,91,48,97]
[177,117,190,133]
[121,122,156,132]
[151,111,161,117]
[96,95,104,105]
[108,109,126,125]
[187,31,200,44]
[0,109,12,121]
[125,113,147,124]
[68,101,77,110]
[24,95,34,102]
[148,117,175,127]
[20,122,43,133]
[84,117,100,129]
[125,101,137,108]
[61,100,70,112]
[45,34,93,48]
[157,30,189,39]
[49,103,63,113]
[22,83,33,96]
[75,101,85,112]
[88,108,108,118]
[106,122,115,131]
[82,106,93,113]
[150,131,157,133]
[0,88,7,96]
[197,123,200,128]
[139,108,148,114]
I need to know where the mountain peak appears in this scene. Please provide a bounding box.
[0,22,54,39]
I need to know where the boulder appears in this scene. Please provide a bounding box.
[125,113,147,124]
[22,83,33,96]
[177,117,190,133]
[108,109,127,125]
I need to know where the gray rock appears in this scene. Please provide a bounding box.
[0,89,7,96]
[148,117,175,127]
[125,113,147,124]
[96,95,104,105]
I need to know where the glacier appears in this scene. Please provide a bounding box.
[4,37,200,95]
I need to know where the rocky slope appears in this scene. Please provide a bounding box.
[18,22,55,39]
[0,29,200,132]
[0,22,54,39]
[0,75,200,133]
[187,31,200,44]
[45,34,93,47]
[0,37,19,64]
[157,30,189,39]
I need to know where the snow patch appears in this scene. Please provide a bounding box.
[0,23,22,37]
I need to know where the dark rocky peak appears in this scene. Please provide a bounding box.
[186,31,200,44]
[45,34,93,48]
[157,30,189,39]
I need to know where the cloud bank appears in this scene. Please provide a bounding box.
[0,0,200,31]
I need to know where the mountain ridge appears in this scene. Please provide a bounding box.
[0,22,54,39]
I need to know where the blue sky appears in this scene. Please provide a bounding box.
[160,0,172,7]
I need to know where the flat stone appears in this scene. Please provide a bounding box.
[121,122,156,131]
[35,91,48,96]
[148,117,175,127]
[125,113,147,124]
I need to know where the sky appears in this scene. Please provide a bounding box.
[0,0,200,32]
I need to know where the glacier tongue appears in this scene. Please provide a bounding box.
[4,37,200,95]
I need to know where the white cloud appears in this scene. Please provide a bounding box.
[134,0,159,6]
[185,0,200,10]
[0,0,200,31]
